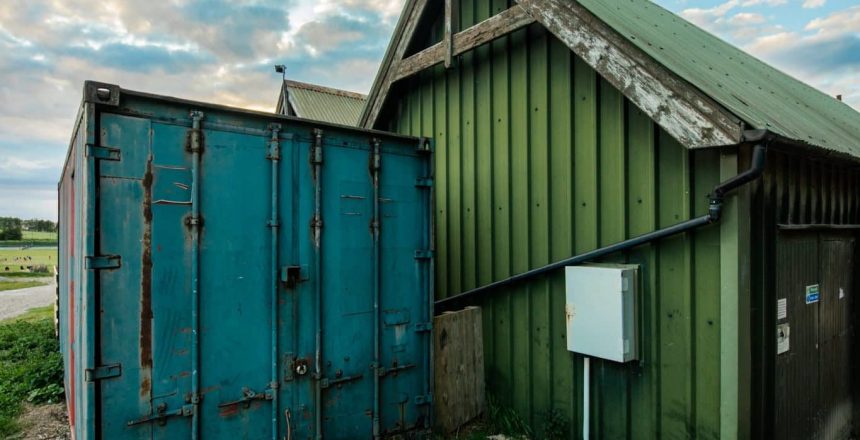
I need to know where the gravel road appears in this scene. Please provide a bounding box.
[0,279,55,321]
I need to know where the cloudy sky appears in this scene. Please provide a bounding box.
[0,0,857,221]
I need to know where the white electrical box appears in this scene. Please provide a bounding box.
[565,264,639,362]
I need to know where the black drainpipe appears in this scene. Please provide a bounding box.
[435,129,771,313]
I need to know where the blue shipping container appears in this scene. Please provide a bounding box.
[58,81,434,439]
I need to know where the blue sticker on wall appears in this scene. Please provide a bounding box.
[805,284,820,304]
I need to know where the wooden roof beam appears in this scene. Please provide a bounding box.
[360,0,430,128]
[395,5,535,82]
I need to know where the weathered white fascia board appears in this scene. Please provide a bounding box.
[517,0,744,149]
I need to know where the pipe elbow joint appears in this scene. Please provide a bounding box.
[708,199,722,222]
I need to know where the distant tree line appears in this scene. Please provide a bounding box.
[0,217,57,240]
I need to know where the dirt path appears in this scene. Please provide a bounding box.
[0,279,54,321]
[15,403,70,440]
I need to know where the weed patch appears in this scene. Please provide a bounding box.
[0,310,64,437]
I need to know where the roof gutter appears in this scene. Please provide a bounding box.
[435,129,772,313]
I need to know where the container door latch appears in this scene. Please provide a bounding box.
[84,363,122,382]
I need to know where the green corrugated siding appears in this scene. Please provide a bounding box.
[387,13,728,438]
[288,85,366,126]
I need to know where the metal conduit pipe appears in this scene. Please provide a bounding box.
[311,128,324,440]
[268,124,282,440]
[189,110,204,440]
[435,133,770,313]
[371,139,382,439]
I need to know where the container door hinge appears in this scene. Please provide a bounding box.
[127,403,193,427]
[414,394,432,405]
[85,144,121,161]
[416,178,433,188]
[414,250,434,260]
[414,322,433,333]
[85,255,121,270]
[84,363,121,382]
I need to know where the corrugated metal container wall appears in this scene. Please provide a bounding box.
[384,1,728,436]
[750,148,860,439]
[58,82,433,439]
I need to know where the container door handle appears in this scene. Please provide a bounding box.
[319,372,364,389]
[217,387,275,409]
[127,403,193,426]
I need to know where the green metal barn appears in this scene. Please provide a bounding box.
[360,0,860,438]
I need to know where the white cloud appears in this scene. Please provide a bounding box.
[741,0,787,6]
[729,12,766,25]
[802,0,826,9]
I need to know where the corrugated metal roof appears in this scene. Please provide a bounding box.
[278,80,366,126]
[579,0,860,159]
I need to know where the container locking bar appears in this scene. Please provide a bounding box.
[217,387,275,409]
[319,373,364,389]
[127,403,193,427]
[377,363,415,377]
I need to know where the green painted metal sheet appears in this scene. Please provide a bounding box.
[279,80,366,126]
[389,15,726,438]
[579,0,860,159]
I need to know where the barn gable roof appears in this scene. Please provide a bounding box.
[277,80,366,126]
[361,0,860,160]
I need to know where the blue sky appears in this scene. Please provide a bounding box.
[0,0,857,220]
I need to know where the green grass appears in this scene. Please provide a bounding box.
[0,280,45,292]
[21,231,57,240]
[9,306,54,323]
[0,307,64,437]
[0,248,57,276]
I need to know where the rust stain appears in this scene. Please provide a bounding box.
[219,405,239,418]
[200,385,221,395]
[140,156,154,398]
[565,304,575,325]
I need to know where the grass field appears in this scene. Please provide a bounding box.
[0,248,57,275]
[21,231,57,241]
[0,280,45,292]
[0,230,58,247]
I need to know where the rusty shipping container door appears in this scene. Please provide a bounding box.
[58,82,433,439]
[774,229,856,440]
